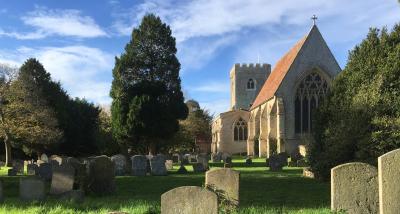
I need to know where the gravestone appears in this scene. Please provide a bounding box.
[12,160,24,174]
[84,155,115,195]
[206,168,240,206]
[131,155,147,176]
[192,163,205,173]
[290,149,303,162]
[161,186,218,214]
[211,152,222,162]
[303,167,315,178]
[65,157,86,190]
[8,168,16,176]
[50,155,64,166]
[50,163,75,195]
[27,163,38,175]
[19,178,45,201]
[197,154,209,170]
[177,164,188,174]
[245,157,252,165]
[38,163,52,181]
[222,153,231,163]
[165,160,173,170]
[111,154,127,176]
[150,155,167,176]
[277,152,288,166]
[269,154,285,171]
[331,162,378,214]
[40,153,48,163]
[378,148,400,214]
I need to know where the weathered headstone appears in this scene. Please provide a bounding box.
[40,153,49,163]
[131,155,147,176]
[206,168,240,206]
[19,178,45,201]
[84,155,115,195]
[197,154,209,170]
[277,152,288,166]
[50,163,75,195]
[222,153,231,163]
[65,157,86,190]
[8,168,16,176]
[192,163,205,173]
[50,155,64,165]
[378,148,400,214]
[150,155,167,176]
[111,154,127,176]
[12,160,24,175]
[331,162,378,214]
[161,186,218,214]
[268,154,284,171]
[165,160,173,170]
[38,162,52,181]
[27,163,38,175]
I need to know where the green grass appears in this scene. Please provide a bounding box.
[0,158,330,214]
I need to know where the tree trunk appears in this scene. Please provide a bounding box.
[4,136,12,167]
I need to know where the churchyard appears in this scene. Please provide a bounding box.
[0,155,331,214]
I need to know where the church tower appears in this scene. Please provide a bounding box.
[230,63,271,110]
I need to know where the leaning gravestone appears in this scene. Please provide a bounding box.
[165,160,173,170]
[161,186,218,214]
[27,163,38,175]
[206,168,240,206]
[378,148,400,214]
[131,155,147,176]
[150,155,167,176]
[111,154,127,176]
[19,177,45,201]
[38,162,52,181]
[197,154,209,170]
[84,155,115,195]
[12,160,24,175]
[331,162,378,214]
[50,163,75,195]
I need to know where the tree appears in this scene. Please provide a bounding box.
[0,63,19,166]
[309,25,400,180]
[110,14,188,154]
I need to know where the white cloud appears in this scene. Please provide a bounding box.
[200,98,231,117]
[0,46,114,105]
[0,7,107,40]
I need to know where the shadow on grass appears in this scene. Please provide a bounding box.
[0,165,329,213]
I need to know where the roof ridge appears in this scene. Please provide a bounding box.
[250,28,314,109]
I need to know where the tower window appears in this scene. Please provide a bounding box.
[247,79,255,90]
[234,118,248,141]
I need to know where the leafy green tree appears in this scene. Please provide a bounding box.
[110,14,188,154]
[309,25,400,180]
[97,108,120,155]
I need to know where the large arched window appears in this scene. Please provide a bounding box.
[294,72,328,134]
[234,118,248,141]
[247,79,255,90]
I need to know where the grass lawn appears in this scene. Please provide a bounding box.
[0,157,331,214]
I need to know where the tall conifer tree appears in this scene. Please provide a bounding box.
[110,14,188,154]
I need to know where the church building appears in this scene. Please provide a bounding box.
[211,23,341,157]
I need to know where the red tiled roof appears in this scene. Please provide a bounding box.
[250,34,308,109]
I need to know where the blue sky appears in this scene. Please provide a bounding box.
[0,0,399,116]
